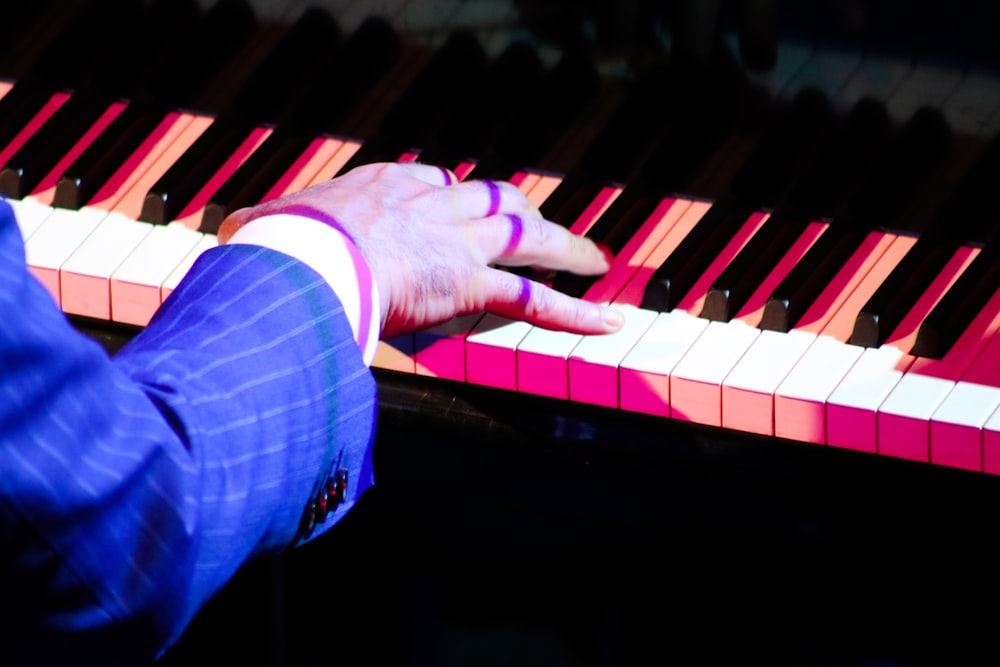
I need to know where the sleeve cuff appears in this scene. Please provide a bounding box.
[227,213,381,366]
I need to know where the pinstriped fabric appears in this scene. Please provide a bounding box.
[0,201,377,666]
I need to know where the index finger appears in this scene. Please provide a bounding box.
[482,268,624,335]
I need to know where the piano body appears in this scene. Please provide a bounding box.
[3,0,1000,664]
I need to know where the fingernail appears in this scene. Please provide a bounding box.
[604,307,625,331]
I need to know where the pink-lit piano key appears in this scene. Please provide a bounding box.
[516,328,578,399]
[566,198,698,408]
[826,244,978,454]
[171,125,273,229]
[983,405,1000,475]
[773,232,912,444]
[111,223,205,326]
[305,140,363,186]
[508,171,541,194]
[29,101,128,206]
[160,234,218,302]
[932,317,1000,471]
[524,174,564,209]
[878,287,1000,464]
[259,136,345,202]
[23,207,106,305]
[96,113,210,216]
[619,310,711,418]
[667,211,771,426]
[517,195,690,400]
[466,314,531,391]
[452,161,476,181]
[584,197,694,305]
[614,199,714,307]
[718,220,829,435]
[932,380,1000,473]
[413,313,485,381]
[0,92,70,168]
[568,306,657,408]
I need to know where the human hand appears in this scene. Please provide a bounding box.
[218,162,625,339]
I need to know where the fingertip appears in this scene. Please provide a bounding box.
[596,242,615,270]
[603,306,626,332]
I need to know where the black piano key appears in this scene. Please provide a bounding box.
[538,64,695,226]
[850,132,1000,348]
[0,81,55,154]
[702,96,892,322]
[910,241,1000,359]
[465,38,601,183]
[0,0,56,75]
[641,202,754,311]
[293,17,400,138]
[27,0,141,90]
[417,40,545,170]
[198,18,408,226]
[226,7,342,125]
[52,100,165,209]
[699,208,811,321]
[138,116,255,224]
[140,7,340,225]
[0,0,192,199]
[339,30,490,172]
[0,90,111,198]
[52,0,253,210]
[143,0,256,111]
[760,105,953,332]
[549,66,743,298]
[200,126,313,233]
[0,0,127,151]
[641,88,835,312]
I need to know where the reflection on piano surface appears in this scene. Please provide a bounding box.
[4,0,1000,664]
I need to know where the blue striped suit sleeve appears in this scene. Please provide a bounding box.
[0,200,377,665]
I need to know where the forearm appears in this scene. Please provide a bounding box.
[0,231,376,664]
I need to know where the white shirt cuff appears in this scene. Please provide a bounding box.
[227,214,381,366]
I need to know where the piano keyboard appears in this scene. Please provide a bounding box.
[4,0,1000,477]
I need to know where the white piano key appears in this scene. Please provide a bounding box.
[878,293,1000,465]
[6,196,53,240]
[931,322,1000,471]
[60,212,153,319]
[983,404,1000,475]
[877,372,956,463]
[774,335,865,444]
[23,206,107,306]
[669,319,761,427]
[413,312,485,381]
[618,310,711,418]
[466,313,532,391]
[931,380,1000,473]
[567,305,657,408]
[161,234,218,302]
[825,244,979,455]
[720,329,816,437]
[111,222,205,326]
[516,325,583,399]
[825,345,910,454]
